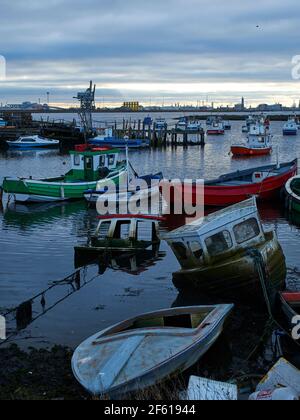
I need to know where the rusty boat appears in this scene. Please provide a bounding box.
[164,198,286,296]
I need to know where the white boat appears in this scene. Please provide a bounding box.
[155,118,167,131]
[84,172,163,210]
[186,120,202,131]
[176,119,187,131]
[72,304,234,397]
[6,135,60,149]
[283,117,298,136]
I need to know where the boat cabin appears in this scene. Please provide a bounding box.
[68,145,121,182]
[164,198,266,268]
[91,216,160,250]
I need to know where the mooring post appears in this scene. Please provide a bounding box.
[183,132,188,147]
[200,129,205,146]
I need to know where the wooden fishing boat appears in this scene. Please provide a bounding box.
[71,304,234,397]
[285,175,300,214]
[74,215,162,263]
[164,159,297,208]
[164,198,286,296]
[231,121,272,156]
[279,292,300,342]
[2,145,127,202]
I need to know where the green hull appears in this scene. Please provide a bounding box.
[285,175,300,214]
[2,170,127,202]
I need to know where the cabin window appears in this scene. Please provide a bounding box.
[172,242,189,260]
[233,218,260,244]
[99,155,106,167]
[205,231,233,256]
[189,241,204,261]
[114,221,131,239]
[74,155,80,166]
[21,138,35,142]
[97,221,111,239]
[108,155,115,166]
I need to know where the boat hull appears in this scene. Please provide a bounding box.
[279,293,300,343]
[172,232,286,297]
[231,145,272,156]
[89,138,149,149]
[165,160,297,207]
[2,170,127,203]
[207,130,224,135]
[72,305,233,397]
[6,142,59,149]
[283,130,297,136]
[285,175,300,214]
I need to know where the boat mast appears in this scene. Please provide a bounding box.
[74,81,96,143]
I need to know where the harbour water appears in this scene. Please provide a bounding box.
[0,119,300,351]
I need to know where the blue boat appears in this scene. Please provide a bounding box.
[89,129,150,149]
[0,118,7,127]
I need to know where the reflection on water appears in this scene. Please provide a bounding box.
[0,120,300,349]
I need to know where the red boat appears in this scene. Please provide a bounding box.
[207,122,224,135]
[164,159,297,207]
[231,145,272,156]
[231,121,272,157]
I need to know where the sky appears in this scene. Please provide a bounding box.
[1,0,300,107]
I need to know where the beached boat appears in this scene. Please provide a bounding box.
[74,215,162,263]
[285,175,300,214]
[283,118,298,136]
[164,198,286,295]
[2,145,127,203]
[231,121,272,156]
[207,121,224,135]
[279,292,300,342]
[6,135,60,149]
[72,304,233,397]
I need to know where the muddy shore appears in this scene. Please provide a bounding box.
[0,304,279,400]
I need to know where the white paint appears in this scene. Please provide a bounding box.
[292,315,300,340]
[0,315,6,340]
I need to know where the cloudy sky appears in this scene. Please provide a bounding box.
[0,0,300,107]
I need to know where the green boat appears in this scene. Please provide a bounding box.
[2,145,127,203]
[285,175,300,213]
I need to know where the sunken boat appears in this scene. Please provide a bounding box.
[164,198,286,297]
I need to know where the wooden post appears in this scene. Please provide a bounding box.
[183,132,188,147]
[200,129,205,146]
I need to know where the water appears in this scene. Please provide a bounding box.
[0,120,300,350]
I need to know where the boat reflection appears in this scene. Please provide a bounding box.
[3,201,89,229]
[75,246,166,276]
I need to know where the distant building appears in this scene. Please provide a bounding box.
[122,102,141,112]
[256,103,283,112]
[1,102,49,111]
